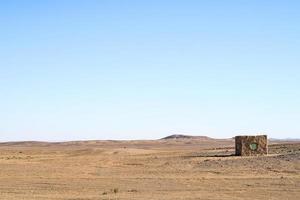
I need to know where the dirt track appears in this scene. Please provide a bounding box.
[0,139,299,200]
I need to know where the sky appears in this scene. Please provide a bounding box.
[0,0,300,141]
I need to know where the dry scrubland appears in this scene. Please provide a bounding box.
[0,137,299,200]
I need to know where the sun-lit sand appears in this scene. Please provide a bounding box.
[0,137,299,200]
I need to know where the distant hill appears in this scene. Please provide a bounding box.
[161,135,300,142]
[269,138,300,142]
[161,134,213,140]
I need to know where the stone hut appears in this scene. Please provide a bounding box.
[235,135,268,156]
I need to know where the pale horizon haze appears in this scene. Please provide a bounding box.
[1,0,300,141]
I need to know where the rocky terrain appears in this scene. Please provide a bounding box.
[0,136,299,200]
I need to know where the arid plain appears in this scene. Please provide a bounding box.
[0,136,299,200]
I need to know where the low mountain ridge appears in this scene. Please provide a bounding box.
[161,134,213,140]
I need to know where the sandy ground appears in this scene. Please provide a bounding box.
[0,138,299,200]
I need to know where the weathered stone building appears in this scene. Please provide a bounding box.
[235,135,268,156]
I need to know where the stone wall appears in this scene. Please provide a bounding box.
[235,135,268,156]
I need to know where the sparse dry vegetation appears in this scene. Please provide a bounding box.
[0,138,299,199]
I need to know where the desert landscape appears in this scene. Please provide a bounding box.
[2,1,300,199]
[0,135,299,200]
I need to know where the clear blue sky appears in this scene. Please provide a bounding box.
[0,0,299,141]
